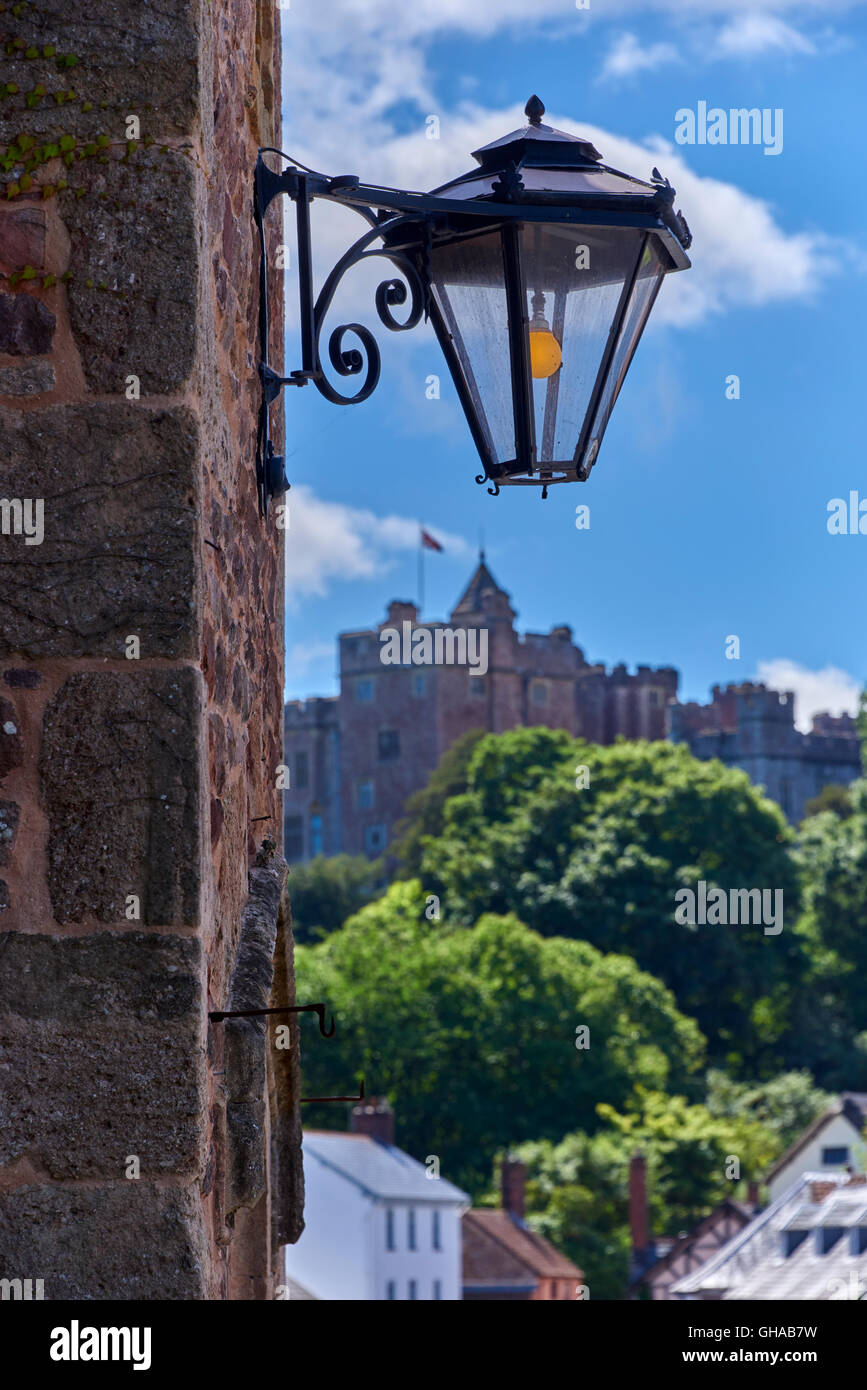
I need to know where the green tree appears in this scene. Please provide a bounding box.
[802,784,853,821]
[505,1090,775,1300]
[413,731,803,1071]
[287,853,384,942]
[295,881,706,1193]
[390,727,486,877]
[704,1068,831,1151]
[793,777,867,1086]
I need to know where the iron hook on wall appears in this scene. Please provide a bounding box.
[209,1001,336,1038]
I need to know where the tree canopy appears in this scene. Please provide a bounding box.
[407,729,803,1072]
[295,880,706,1193]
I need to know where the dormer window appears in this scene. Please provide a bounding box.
[816,1226,845,1255]
[782,1229,808,1257]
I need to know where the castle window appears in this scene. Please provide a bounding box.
[310,813,323,857]
[284,815,304,863]
[365,824,386,855]
[530,680,548,706]
[470,674,485,698]
[412,674,427,697]
[296,750,309,789]
[358,780,374,810]
[356,678,374,703]
[648,689,661,708]
[378,729,401,761]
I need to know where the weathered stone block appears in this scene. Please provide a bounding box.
[225,1101,267,1215]
[0,292,55,356]
[0,403,199,660]
[0,360,56,396]
[0,931,205,1179]
[0,1183,210,1300]
[40,670,202,924]
[0,207,48,276]
[2,669,42,689]
[0,0,200,143]
[63,155,198,394]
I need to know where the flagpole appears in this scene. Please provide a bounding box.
[418,523,424,617]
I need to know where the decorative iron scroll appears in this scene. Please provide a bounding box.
[253,150,431,515]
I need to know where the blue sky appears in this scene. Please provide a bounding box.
[277,0,866,727]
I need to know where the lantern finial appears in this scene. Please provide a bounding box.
[525,95,545,126]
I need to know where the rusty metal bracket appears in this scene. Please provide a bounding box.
[209,1001,335,1038]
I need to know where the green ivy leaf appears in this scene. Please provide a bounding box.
[59,134,75,151]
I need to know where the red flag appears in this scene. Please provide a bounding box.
[420,528,443,553]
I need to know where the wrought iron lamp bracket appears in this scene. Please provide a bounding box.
[254,151,438,517]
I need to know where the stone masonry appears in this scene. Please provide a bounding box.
[669,683,861,824]
[0,0,302,1298]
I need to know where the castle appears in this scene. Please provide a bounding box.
[283,561,860,862]
[669,684,861,824]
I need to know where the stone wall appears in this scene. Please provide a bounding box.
[0,0,300,1298]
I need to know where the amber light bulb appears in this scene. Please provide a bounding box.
[528,293,562,379]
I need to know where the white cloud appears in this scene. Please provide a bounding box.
[284,484,469,604]
[286,639,335,675]
[755,659,861,732]
[715,14,817,56]
[600,33,681,81]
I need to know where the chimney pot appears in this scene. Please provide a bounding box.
[501,1157,526,1221]
[629,1152,650,1253]
[350,1096,394,1146]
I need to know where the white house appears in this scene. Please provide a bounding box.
[671,1171,867,1300]
[283,1100,469,1300]
[766,1094,867,1203]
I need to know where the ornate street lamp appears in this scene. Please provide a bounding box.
[254,96,691,513]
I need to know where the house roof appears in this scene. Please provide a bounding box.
[302,1131,469,1205]
[462,1209,582,1285]
[629,1199,753,1289]
[670,1173,867,1301]
[765,1094,867,1184]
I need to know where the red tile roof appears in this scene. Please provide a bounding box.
[463,1209,582,1284]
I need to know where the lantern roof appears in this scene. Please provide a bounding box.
[470,95,604,171]
[427,95,692,265]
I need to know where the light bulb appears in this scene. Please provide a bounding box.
[528,302,562,379]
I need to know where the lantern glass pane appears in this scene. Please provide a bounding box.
[428,231,515,465]
[583,237,667,464]
[521,224,643,466]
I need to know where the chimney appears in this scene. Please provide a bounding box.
[629,1152,649,1253]
[350,1096,394,1146]
[501,1157,526,1221]
[747,1180,760,1208]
